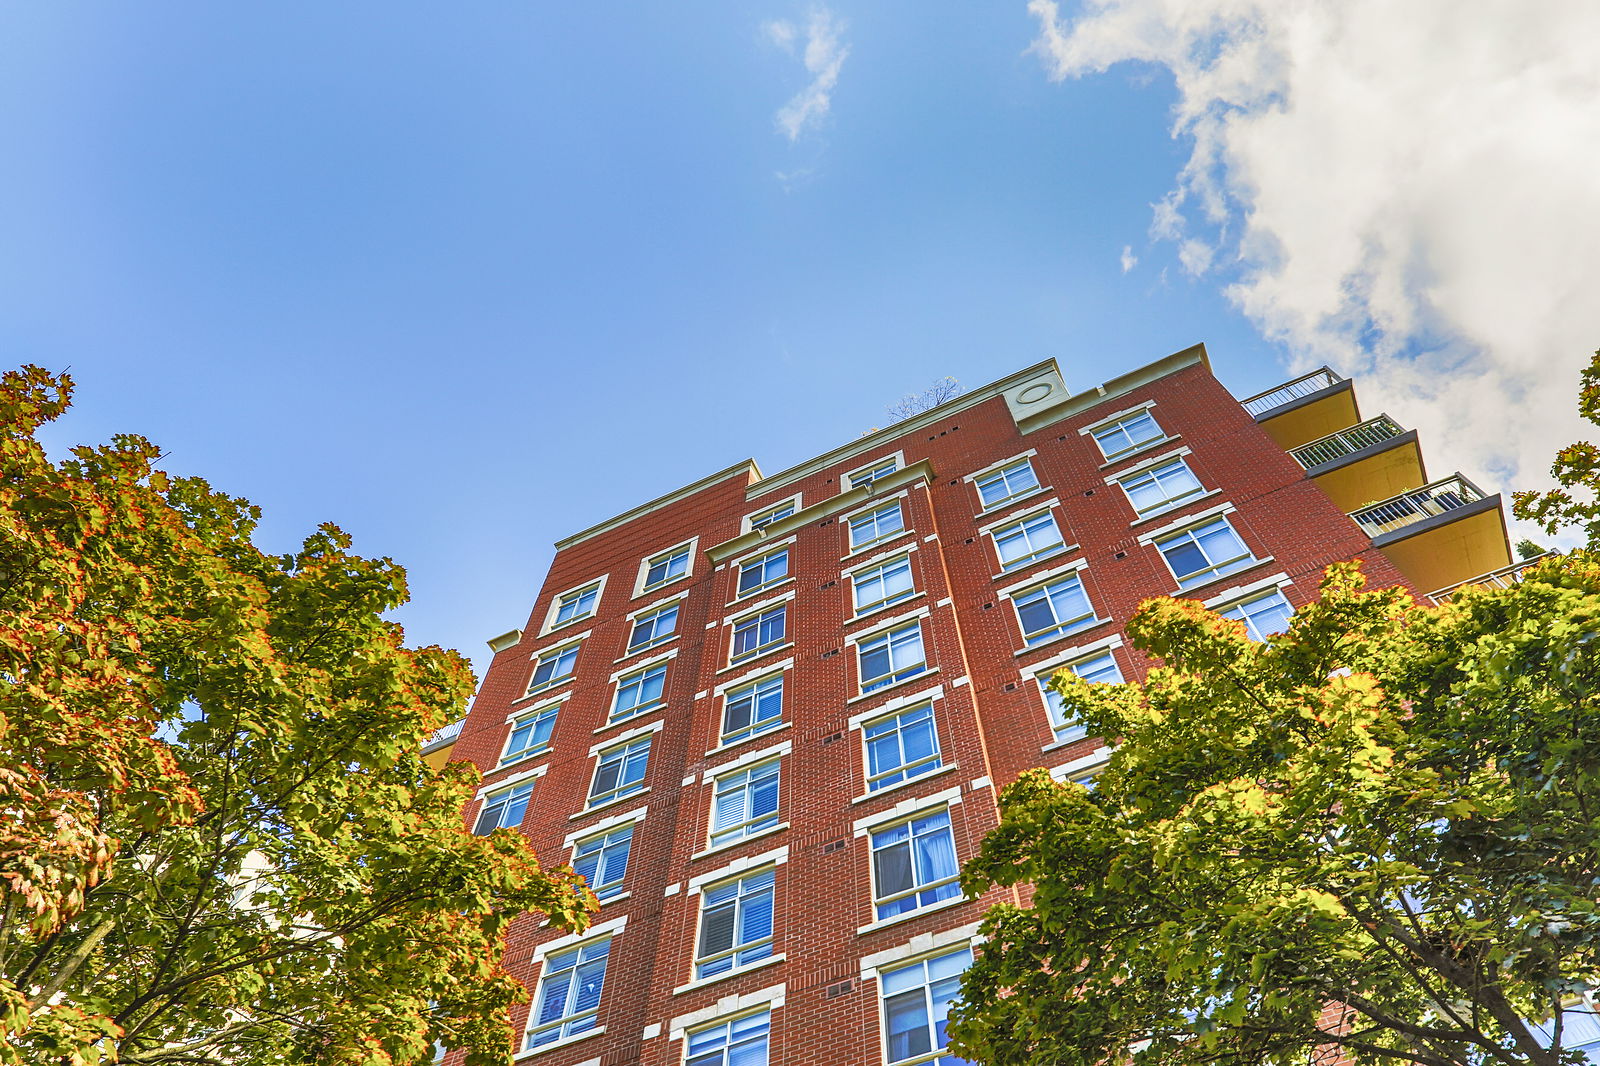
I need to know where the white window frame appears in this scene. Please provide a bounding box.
[684,1008,772,1066]
[694,867,777,980]
[1152,513,1258,590]
[637,538,697,596]
[500,700,561,766]
[1114,455,1207,518]
[868,806,962,922]
[862,701,942,792]
[625,599,681,655]
[610,660,669,724]
[474,779,535,835]
[850,553,917,617]
[847,500,907,552]
[877,945,974,1066]
[1215,587,1295,641]
[1037,648,1123,745]
[969,454,1042,511]
[525,638,584,697]
[523,934,613,1050]
[988,508,1067,572]
[846,452,903,490]
[544,575,607,635]
[588,735,652,809]
[857,622,928,694]
[721,672,785,746]
[744,495,802,534]
[1082,403,1169,462]
[571,822,635,902]
[1010,570,1100,647]
[729,603,788,664]
[734,544,792,601]
[708,758,782,847]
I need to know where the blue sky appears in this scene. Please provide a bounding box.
[9,3,1594,676]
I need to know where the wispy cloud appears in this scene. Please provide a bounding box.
[1028,0,1600,538]
[766,7,850,143]
[1120,245,1138,273]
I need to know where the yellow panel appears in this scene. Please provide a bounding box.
[1258,389,1362,450]
[1377,507,1512,595]
[1310,440,1427,512]
[423,742,454,772]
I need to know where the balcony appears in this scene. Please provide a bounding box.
[1292,414,1427,513]
[1427,552,1558,604]
[1349,475,1511,594]
[421,718,465,769]
[1242,367,1362,452]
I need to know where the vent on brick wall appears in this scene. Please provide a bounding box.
[821,731,843,745]
[1057,434,1068,442]
[982,602,993,610]
[1003,682,1017,692]
[819,579,836,589]
[949,479,959,486]
[1114,551,1127,560]
[819,518,833,526]
[821,648,841,659]
[826,979,855,998]
[964,537,974,544]
[820,838,849,855]
[1083,489,1096,496]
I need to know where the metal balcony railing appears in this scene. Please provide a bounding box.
[1240,367,1345,418]
[1349,475,1486,539]
[1427,552,1558,604]
[422,718,465,752]
[1291,414,1405,469]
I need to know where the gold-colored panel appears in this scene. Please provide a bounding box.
[1258,389,1362,451]
[1377,507,1512,595]
[1310,440,1427,512]
[423,743,455,772]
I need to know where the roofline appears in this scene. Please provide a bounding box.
[553,459,760,550]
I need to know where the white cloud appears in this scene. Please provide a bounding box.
[1120,244,1138,272]
[767,7,850,143]
[1028,0,1600,540]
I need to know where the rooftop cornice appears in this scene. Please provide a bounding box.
[553,459,760,551]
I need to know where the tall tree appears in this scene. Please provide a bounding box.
[950,561,1600,1066]
[0,367,591,1066]
[1514,348,1600,548]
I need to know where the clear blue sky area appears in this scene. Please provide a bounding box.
[7,4,1299,677]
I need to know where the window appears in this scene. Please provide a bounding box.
[709,759,780,846]
[731,605,786,662]
[611,662,668,723]
[849,502,905,550]
[849,456,899,489]
[589,736,651,807]
[525,937,610,1049]
[553,581,602,628]
[1156,515,1256,589]
[572,825,633,901]
[737,548,789,598]
[642,544,691,592]
[859,624,927,693]
[870,809,961,920]
[1090,408,1165,461]
[864,702,941,791]
[1118,457,1205,517]
[501,703,559,765]
[852,555,916,615]
[880,947,974,1066]
[1013,574,1097,646]
[992,510,1065,571]
[474,781,535,834]
[1039,651,1123,744]
[627,602,679,653]
[722,674,783,745]
[748,500,796,532]
[696,868,775,979]
[1218,588,1294,641]
[974,458,1040,509]
[527,641,581,695]
[686,1010,770,1066]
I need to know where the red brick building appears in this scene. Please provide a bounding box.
[435,344,1515,1066]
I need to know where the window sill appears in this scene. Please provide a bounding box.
[545,614,597,636]
[613,634,679,664]
[847,590,927,628]
[597,890,631,907]
[989,543,1080,583]
[1041,734,1093,753]
[690,821,790,862]
[571,787,651,820]
[852,762,958,804]
[1014,619,1115,657]
[728,576,794,607]
[716,643,795,675]
[1128,489,1223,526]
[637,574,690,599]
[671,953,788,995]
[705,721,791,759]
[847,667,938,704]
[975,485,1049,518]
[856,892,971,936]
[1171,556,1275,598]
[843,529,915,561]
[515,678,575,704]
[1098,434,1181,470]
[494,748,552,774]
[593,704,666,734]
[515,1026,605,1060]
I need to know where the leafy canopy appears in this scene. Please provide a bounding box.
[1514,348,1600,548]
[0,367,591,1065]
[951,561,1600,1066]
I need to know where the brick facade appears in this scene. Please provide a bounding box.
[445,346,1415,1066]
